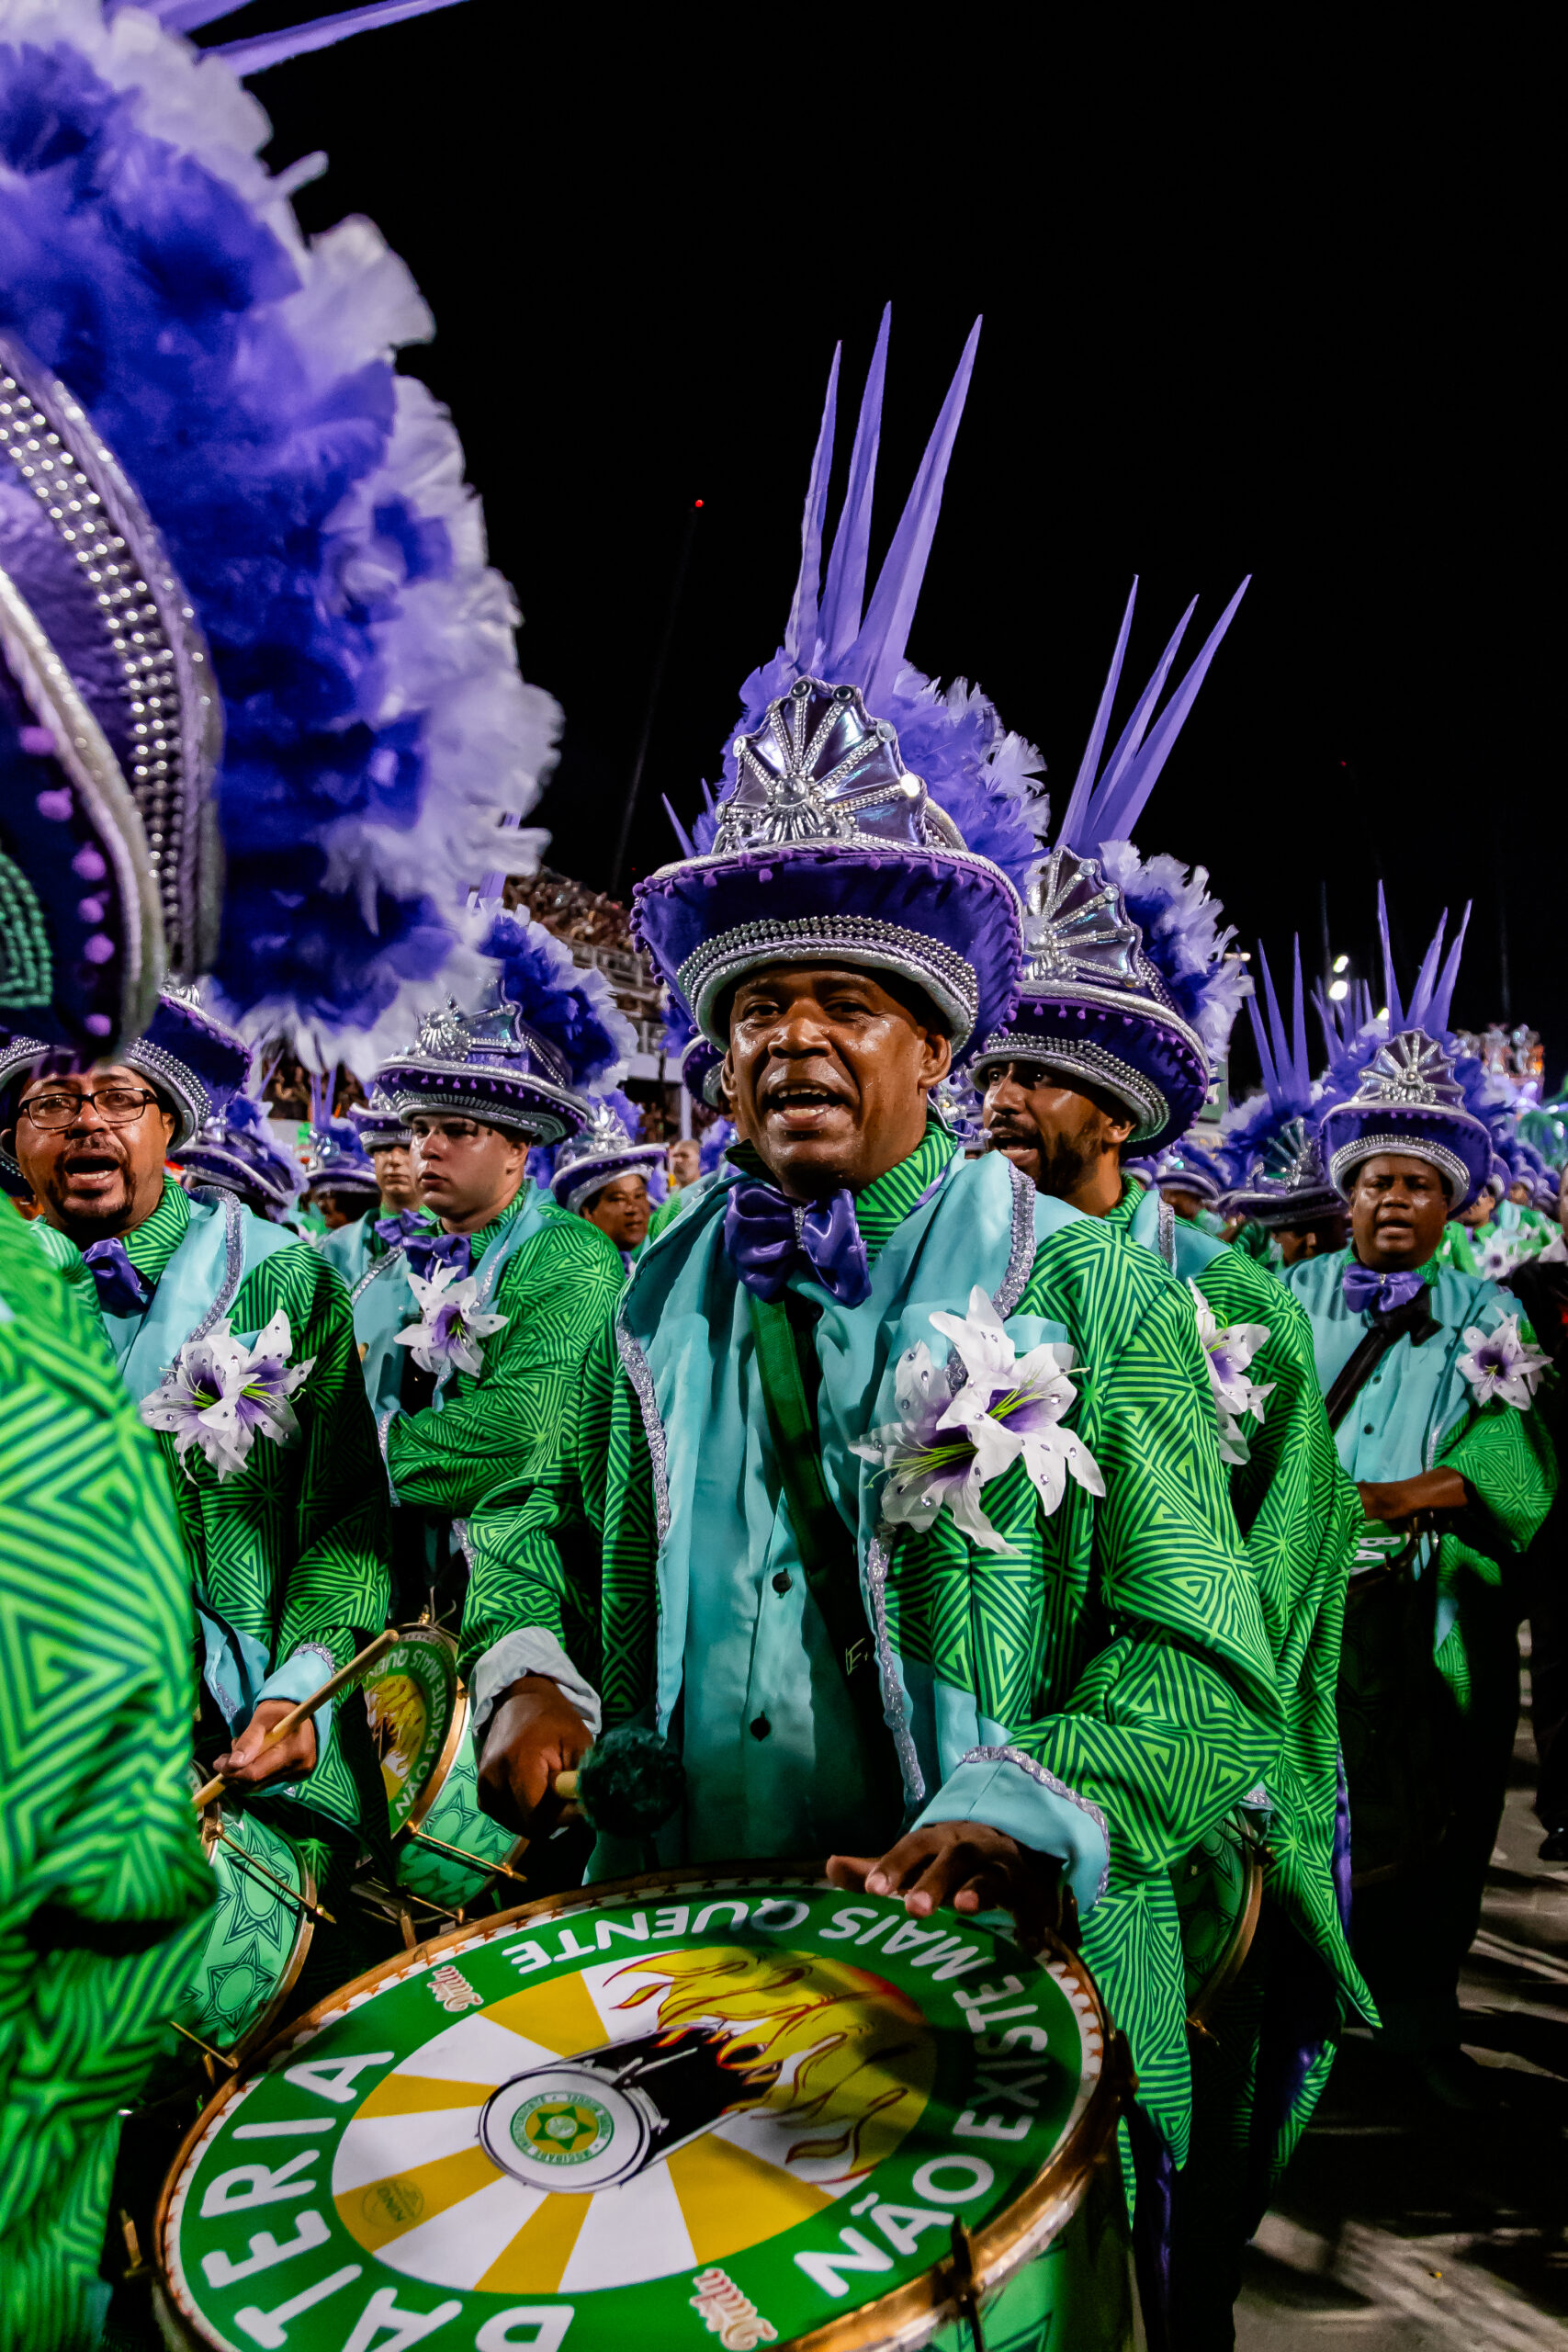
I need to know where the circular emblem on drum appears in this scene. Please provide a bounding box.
[486,2075,635,2187]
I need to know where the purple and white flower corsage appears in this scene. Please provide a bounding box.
[852,1285,1105,1555]
[141,1310,314,1479]
[1189,1281,1275,1467]
[394,1262,509,1378]
[1458,1313,1550,1410]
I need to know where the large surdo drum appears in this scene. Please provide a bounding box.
[156,1868,1130,2350]
[364,1626,526,1920]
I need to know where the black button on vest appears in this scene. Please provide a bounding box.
[750,1713,772,1741]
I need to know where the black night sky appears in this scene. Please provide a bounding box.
[206,3,1559,1088]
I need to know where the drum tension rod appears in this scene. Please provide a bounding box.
[404,1826,529,1887]
[213,1824,337,1927]
[166,2018,239,2072]
[945,2218,986,2352]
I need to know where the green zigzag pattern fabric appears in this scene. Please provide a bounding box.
[387,1193,626,1517]
[0,1204,211,2350]
[460,1138,1284,2165]
[1105,1187,1371,2022]
[1434,1385,1558,1711]
[118,1182,390,1845]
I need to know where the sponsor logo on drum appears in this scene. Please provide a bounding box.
[689,2266,778,2347]
[510,2091,615,2167]
[428,1962,483,2012]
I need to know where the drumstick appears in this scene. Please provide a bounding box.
[192,1627,400,1809]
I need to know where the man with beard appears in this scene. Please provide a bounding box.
[456,334,1286,2349]
[968,614,1369,2345]
[1289,997,1557,2102]
[1,992,391,1907]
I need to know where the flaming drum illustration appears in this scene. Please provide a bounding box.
[482,1948,933,2201]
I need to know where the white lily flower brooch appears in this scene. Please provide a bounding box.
[395,1261,509,1378]
[1458,1312,1550,1410]
[852,1286,1105,1555]
[1189,1282,1275,1467]
[141,1309,314,1479]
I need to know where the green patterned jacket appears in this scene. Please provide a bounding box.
[0,1204,211,2348]
[460,1126,1289,2163]
[384,1185,626,1517]
[107,1181,389,1843]
[1104,1182,1371,2024]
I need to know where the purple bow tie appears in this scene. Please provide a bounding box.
[83,1235,156,1317]
[724,1179,870,1307]
[1342,1261,1426,1317]
[375,1209,430,1255]
[402,1227,472,1284]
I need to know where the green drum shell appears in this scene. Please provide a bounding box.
[1171,1811,1265,2025]
[175,1804,314,2059]
[394,1683,525,1913]
[154,1866,1131,2352]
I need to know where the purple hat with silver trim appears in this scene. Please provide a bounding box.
[1222,941,1346,1227]
[0,982,249,1175]
[1317,893,1495,1210]
[967,580,1250,1153]
[301,1115,380,1201]
[549,1091,664,1215]
[0,332,220,1063]
[1150,1136,1229,1204]
[661,995,725,1110]
[174,1093,302,1218]
[378,907,634,1148]
[635,313,1043,1057]
[350,1086,413,1152]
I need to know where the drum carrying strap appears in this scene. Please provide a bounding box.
[747,1290,904,1813]
[1324,1291,1442,1430]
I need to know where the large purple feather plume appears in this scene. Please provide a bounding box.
[0,4,558,1075]
[477,909,635,1090]
[685,314,1047,876]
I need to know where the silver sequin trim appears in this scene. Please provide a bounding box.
[1328,1133,1469,1202]
[866,1532,925,1807]
[969,1028,1170,1145]
[615,1302,671,1544]
[183,1193,245,1348]
[996,1159,1037,1319]
[125,1037,209,1147]
[1156,1193,1177,1270]
[961,1742,1111,1903]
[678,913,979,1048]
[350,1243,405,1308]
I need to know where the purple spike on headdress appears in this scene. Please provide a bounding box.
[1247,972,1282,1103]
[307,1067,335,1130]
[851,318,982,712]
[1405,910,1449,1030]
[1086,578,1250,848]
[213,0,468,75]
[661,796,695,859]
[1289,939,1312,1095]
[818,308,891,663]
[1429,902,1472,1035]
[1083,600,1195,838]
[1055,581,1139,857]
[783,346,840,665]
[1375,884,1404,1033]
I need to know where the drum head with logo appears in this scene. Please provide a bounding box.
[364,1626,461,1838]
[157,1868,1124,2351]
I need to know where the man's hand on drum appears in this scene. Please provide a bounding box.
[1358,1465,1468,1528]
[478,1674,594,1835]
[213,1698,317,1788]
[828,1823,1069,1953]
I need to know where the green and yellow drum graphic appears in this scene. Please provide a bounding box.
[156,1870,1128,2350]
[364,1626,525,1917]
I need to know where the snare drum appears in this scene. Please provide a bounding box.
[364,1625,525,1917]
[172,1799,315,2063]
[156,1867,1131,2352]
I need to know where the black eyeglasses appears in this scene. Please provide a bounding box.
[21,1085,161,1131]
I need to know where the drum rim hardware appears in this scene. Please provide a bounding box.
[152,1861,1130,2352]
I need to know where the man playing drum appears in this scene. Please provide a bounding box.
[969,630,1372,2338]
[458,326,1286,2348]
[1,984,391,1909]
[1286,922,1557,2109]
